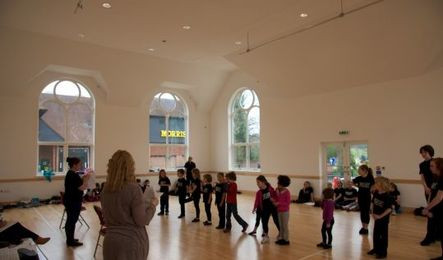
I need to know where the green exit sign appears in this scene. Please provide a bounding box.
[339,130,350,135]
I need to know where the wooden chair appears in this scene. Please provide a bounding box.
[93,205,106,258]
[59,192,90,229]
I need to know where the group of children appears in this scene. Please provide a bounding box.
[154,169,293,245]
[148,161,440,259]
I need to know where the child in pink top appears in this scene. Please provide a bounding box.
[274,175,291,245]
[317,188,335,249]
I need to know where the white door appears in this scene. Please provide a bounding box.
[321,141,369,184]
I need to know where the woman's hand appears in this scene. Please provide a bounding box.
[151,197,159,207]
[424,186,431,195]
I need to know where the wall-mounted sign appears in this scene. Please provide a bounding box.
[161,130,186,138]
[339,130,350,135]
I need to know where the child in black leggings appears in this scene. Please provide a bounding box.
[254,175,280,244]
[317,188,335,249]
[202,174,213,226]
[215,172,227,229]
[176,169,188,218]
[353,165,374,235]
[367,176,393,259]
[185,168,202,222]
[157,169,171,216]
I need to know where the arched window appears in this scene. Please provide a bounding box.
[38,80,95,174]
[149,92,188,171]
[229,88,260,171]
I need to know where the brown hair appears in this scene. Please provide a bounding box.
[323,188,334,200]
[217,172,225,177]
[358,165,373,176]
[226,171,237,181]
[192,168,200,179]
[104,150,136,192]
[203,174,212,183]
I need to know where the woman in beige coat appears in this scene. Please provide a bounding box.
[101,150,158,260]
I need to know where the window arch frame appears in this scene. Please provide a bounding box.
[228,88,261,171]
[37,78,95,175]
[148,91,189,172]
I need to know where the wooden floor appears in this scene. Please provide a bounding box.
[3,194,441,260]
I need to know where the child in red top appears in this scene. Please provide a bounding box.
[223,172,248,233]
[274,175,291,245]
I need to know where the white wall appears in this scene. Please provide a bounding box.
[210,68,443,208]
[0,28,215,202]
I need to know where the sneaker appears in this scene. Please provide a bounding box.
[261,236,270,244]
[178,215,185,219]
[375,254,387,259]
[367,249,376,255]
[391,210,397,216]
[317,242,325,248]
[241,224,249,233]
[203,221,212,226]
[157,212,164,216]
[248,231,257,236]
[420,238,434,246]
[359,228,368,235]
[191,218,200,223]
[323,244,332,249]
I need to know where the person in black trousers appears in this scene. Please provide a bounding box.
[367,176,393,259]
[64,157,90,247]
[419,145,435,202]
[185,168,202,222]
[423,158,443,260]
[353,165,375,235]
[202,174,213,226]
[215,172,227,229]
[157,169,171,216]
[176,169,188,218]
[184,156,196,185]
[0,218,50,246]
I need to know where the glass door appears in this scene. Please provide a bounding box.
[322,141,369,184]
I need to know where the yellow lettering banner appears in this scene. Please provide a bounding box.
[160,130,186,138]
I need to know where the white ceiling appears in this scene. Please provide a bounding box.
[0,0,374,71]
[1,0,442,102]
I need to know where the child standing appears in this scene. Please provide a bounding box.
[202,174,213,226]
[249,182,264,236]
[158,169,171,216]
[317,188,335,249]
[389,183,401,215]
[185,168,202,222]
[224,172,248,233]
[176,169,188,218]
[274,175,291,245]
[368,176,393,259]
[353,165,375,235]
[215,172,227,229]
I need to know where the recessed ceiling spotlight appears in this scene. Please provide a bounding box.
[235,41,242,45]
[182,25,191,30]
[102,2,112,9]
[148,48,155,52]
[300,13,308,18]
[78,33,86,38]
